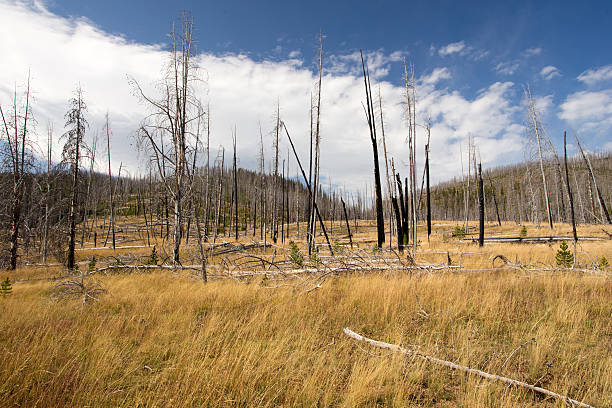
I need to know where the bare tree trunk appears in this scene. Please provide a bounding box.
[282,122,333,255]
[273,102,280,243]
[360,50,385,248]
[81,133,96,248]
[575,133,611,224]
[488,175,502,226]
[341,197,353,248]
[233,129,239,240]
[378,86,393,248]
[66,87,87,271]
[526,87,553,229]
[1,74,31,270]
[563,132,578,263]
[425,143,431,239]
[42,125,52,264]
[478,163,484,247]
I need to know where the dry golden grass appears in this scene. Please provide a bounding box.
[2,220,611,406]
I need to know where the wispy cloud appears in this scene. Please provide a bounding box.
[540,65,561,80]
[523,47,542,57]
[327,49,406,79]
[577,65,612,85]
[494,61,519,75]
[438,41,466,56]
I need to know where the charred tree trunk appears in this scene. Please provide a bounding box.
[563,132,578,261]
[478,163,484,247]
[360,50,385,248]
[341,197,353,249]
[425,143,431,239]
[282,122,333,255]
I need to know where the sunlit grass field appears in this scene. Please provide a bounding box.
[1,220,610,407]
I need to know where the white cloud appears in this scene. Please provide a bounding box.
[438,41,466,56]
[0,1,527,189]
[327,49,406,79]
[559,90,612,134]
[421,67,451,85]
[495,61,519,75]
[534,94,554,115]
[540,65,561,80]
[523,47,542,57]
[577,65,612,85]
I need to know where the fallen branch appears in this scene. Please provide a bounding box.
[343,328,594,408]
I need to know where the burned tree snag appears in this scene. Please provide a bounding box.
[341,197,353,249]
[575,133,611,224]
[425,143,431,239]
[282,122,333,255]
[478,163,484,247]
[360,50,385,248]
[233,129,238,240]
[564,132,578,260]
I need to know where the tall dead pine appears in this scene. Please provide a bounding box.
[478,163,484,247]
[360,50,385,248]
[574,133,611,224]
[564,132,578,262]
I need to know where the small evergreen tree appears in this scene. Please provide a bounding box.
[1,278,12,296]
[145,246,159,266]
[453,225,466,238]
[289,241,304,267]
[519,226,527,237]
[555,241,573,267]
[88,256,97,273]
[599,256,609,269]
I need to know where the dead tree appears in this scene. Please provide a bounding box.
[564,132,578,262]
[360,50,385,248]
[233,128,238,240]
[478,163,484,247]
[131,13,204,264]
[272,102,280,243]
[378,86,394,247]
[0,73,34,270]
[575,133,611,224]
[403,61,418,251]
[81,131,97,248]
[424,120,432,239]
[525,86,553,229]
[282,122,333,255]
[63,86,88,270]
[341,197,353,248]
[42,125,52,264]
[104,113,116,249]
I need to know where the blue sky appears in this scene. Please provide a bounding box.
[1,0,611,191]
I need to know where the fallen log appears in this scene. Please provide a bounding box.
[76,245,149,251]
[343,328,594,408]
[464,236,603,243]
[209,243,272,256]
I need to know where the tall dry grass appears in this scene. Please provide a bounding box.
[1,269,610,407]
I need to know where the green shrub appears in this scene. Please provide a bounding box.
[88,256,97,273]
[519,226,527,237]
[599,256,609,269]
[144,246,159,266]
[453,225,466,238]
[288,241,304,267]
[1,278,12,297]
[555,241,574,268]
[332,239,346,256]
